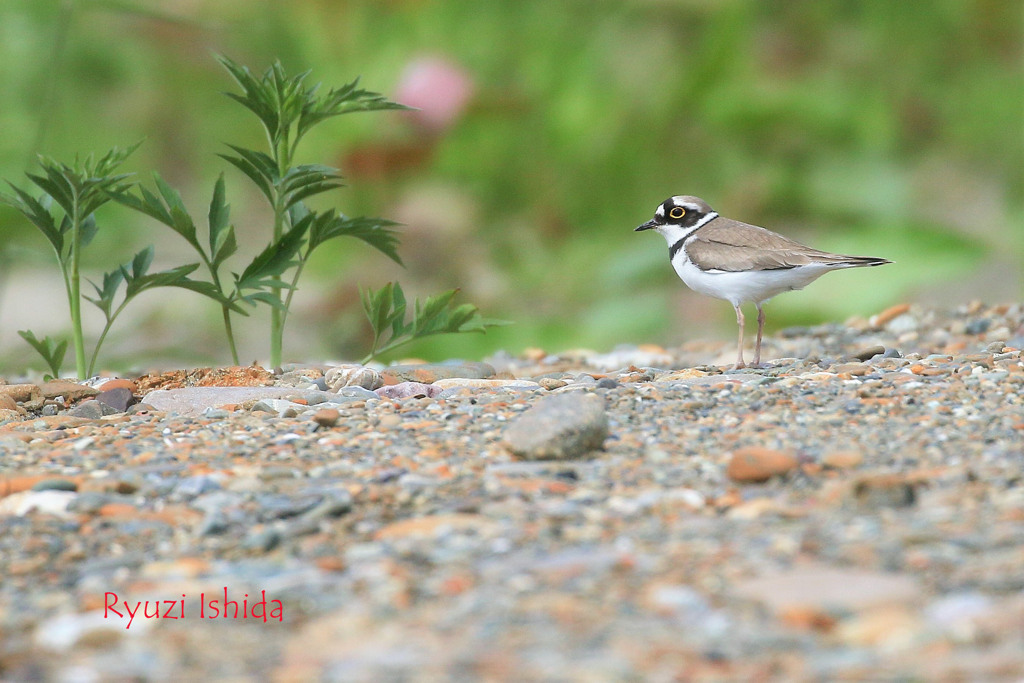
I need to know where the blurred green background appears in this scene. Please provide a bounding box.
[0,0,1021,372]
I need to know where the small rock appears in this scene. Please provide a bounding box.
[242,526,282,552]
[312,408,340,428]
[375,382,442,399]
[31,478,79,492]
[833,363,870,376]
[324,365,383,391]
[68,400,105,419]
[870,303,911,327]
[849,474,917,508]
[40,379,100,401]
[733,564,921,613]
[96,387,136,412]
[0,490,77,517]
[95,378,139,394]
[0,394,20,412]
[850,345,887,361]
[726,447,798,483]
[503,393,608,460]
[301,491,354,521]
[381,362,496,384]
[174,475,222,499]
[431,378,541,390]
[0,384,45,410]
[822,451,864,469]
[539,378,567,390]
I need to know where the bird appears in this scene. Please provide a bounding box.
[636,195,891,368]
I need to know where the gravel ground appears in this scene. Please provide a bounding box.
[0,302,1022,681]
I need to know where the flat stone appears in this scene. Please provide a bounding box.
[381,362,496,385]
[96,387,136,412]
[141,387,322,415]
[503,393,609,460]
[727,447,799,482]
[822,451,864,469]
[40,380,100,401]
[94,378,139,393]
[431,378,541,390]
[0,384,45,409]
[324,365,383,391]
[312,408,340,428]
[67,400,105,419]
[375,382,442,399]
[732,564,921,613]
[0,490,77,517]
[849,474,917,507]
[870,303,911,327]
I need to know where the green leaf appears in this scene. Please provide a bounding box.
[130,245,155,280]
[280,164,343,209]
[124,263,201,299]
[234,218,310,292]
[296,76,411,144]
[218,55,281,140]
[207,173,237,266]
[306,211,403,264]
[17,330,67,379]
[85,267,126,319]
[78,214,99,249]
[219,145,277,204]
[0,184,63,255]
[172,279,248,314]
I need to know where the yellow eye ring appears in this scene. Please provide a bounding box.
[669,207,686,219]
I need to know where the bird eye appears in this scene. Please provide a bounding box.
[669,207,685,219]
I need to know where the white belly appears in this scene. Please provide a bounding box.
[672,257,834,306]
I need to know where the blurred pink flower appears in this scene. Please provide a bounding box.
[395,57,475,133]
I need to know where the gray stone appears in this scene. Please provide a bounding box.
[502,393,609,460]
[96,387,135,412]
[731,565,921,613]
[31,478,78,492]
[68,400,104,419]
[174,475,222,499]
[141,387,319,415]
[375,382,442,399]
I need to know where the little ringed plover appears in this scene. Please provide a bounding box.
[636,195,891,368]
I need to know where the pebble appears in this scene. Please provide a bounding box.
[502,393,609,460]
[40,379,100,401]
[374,382,441,399]
[0,302,1020,680]
[324,364,383,391]
[312,408,341,428]
[96,387,136,412]
[849,474,918,508]
[726,447,799,482]
[67,400,106,419]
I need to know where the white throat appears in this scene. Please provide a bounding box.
[654,211,718,246]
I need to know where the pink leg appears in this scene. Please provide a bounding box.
[753,304,765,367]
[733,304,745,369]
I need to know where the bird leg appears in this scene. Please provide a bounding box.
[753,303,765,367]
[733,303,745,369]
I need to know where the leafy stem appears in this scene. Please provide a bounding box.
[359,282,509,364]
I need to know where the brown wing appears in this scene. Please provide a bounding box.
[686,218,881,272]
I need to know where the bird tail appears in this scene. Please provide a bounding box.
[832,255,892,268]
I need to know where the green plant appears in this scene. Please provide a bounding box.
[217,55,408,368]
[117,56,503,367]
[0,145,211,378]
[17,330,66,379]
[360,282,507,364]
